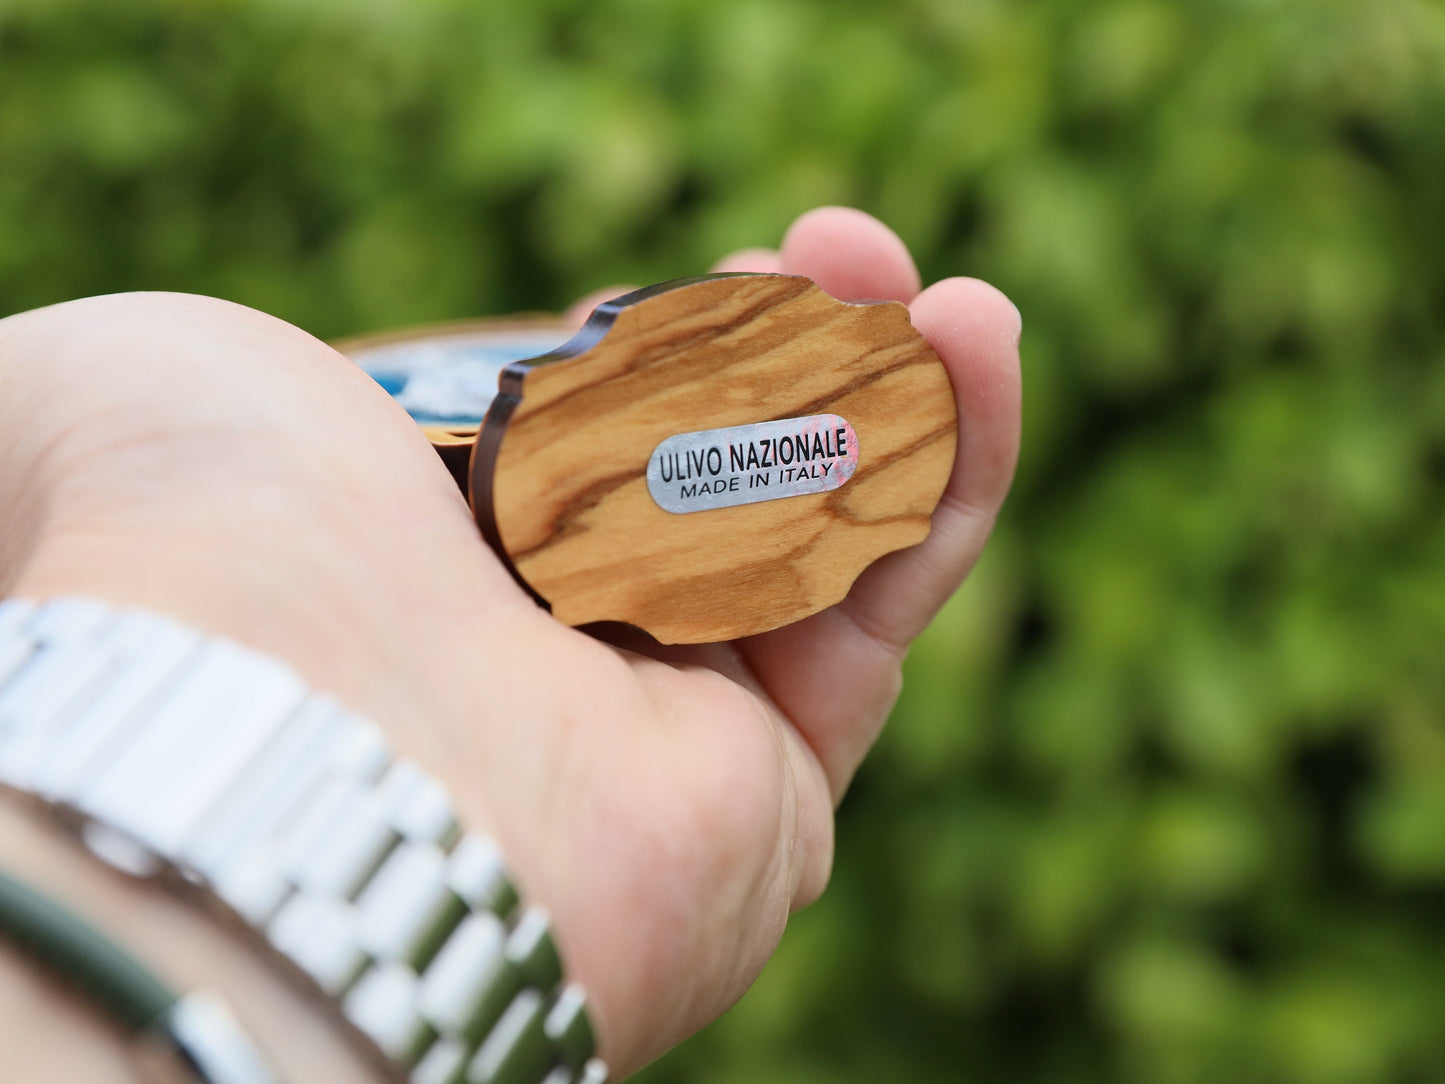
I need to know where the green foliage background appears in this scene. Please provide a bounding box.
[4,1,1444,1080]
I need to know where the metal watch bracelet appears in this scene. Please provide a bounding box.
[0,596,606,1084]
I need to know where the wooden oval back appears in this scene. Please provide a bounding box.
[472,274,957,644]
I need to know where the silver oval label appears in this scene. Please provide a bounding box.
[647,414,859,514]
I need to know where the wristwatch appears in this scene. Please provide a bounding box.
[0,596,605,1084]
[337,273,959,645]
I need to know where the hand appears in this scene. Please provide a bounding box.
[0,207,1021,1076]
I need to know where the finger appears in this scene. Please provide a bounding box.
[780,206,922,303]
[842,277,1022,645]
[564,285,638,329]
[740,276,1022,799]
[710,248,783,274]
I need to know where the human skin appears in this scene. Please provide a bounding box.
[0,207,1022,1079]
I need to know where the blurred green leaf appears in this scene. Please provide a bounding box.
[3,0,1443,1080]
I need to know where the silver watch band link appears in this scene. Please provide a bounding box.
[0,597,606,1084]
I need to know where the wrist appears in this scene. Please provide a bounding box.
[0,596,611,1080]
[0,794,385,1083]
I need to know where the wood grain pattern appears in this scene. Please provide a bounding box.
[471,274,957,644]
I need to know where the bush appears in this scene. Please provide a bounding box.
[4,1,1443,1080]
